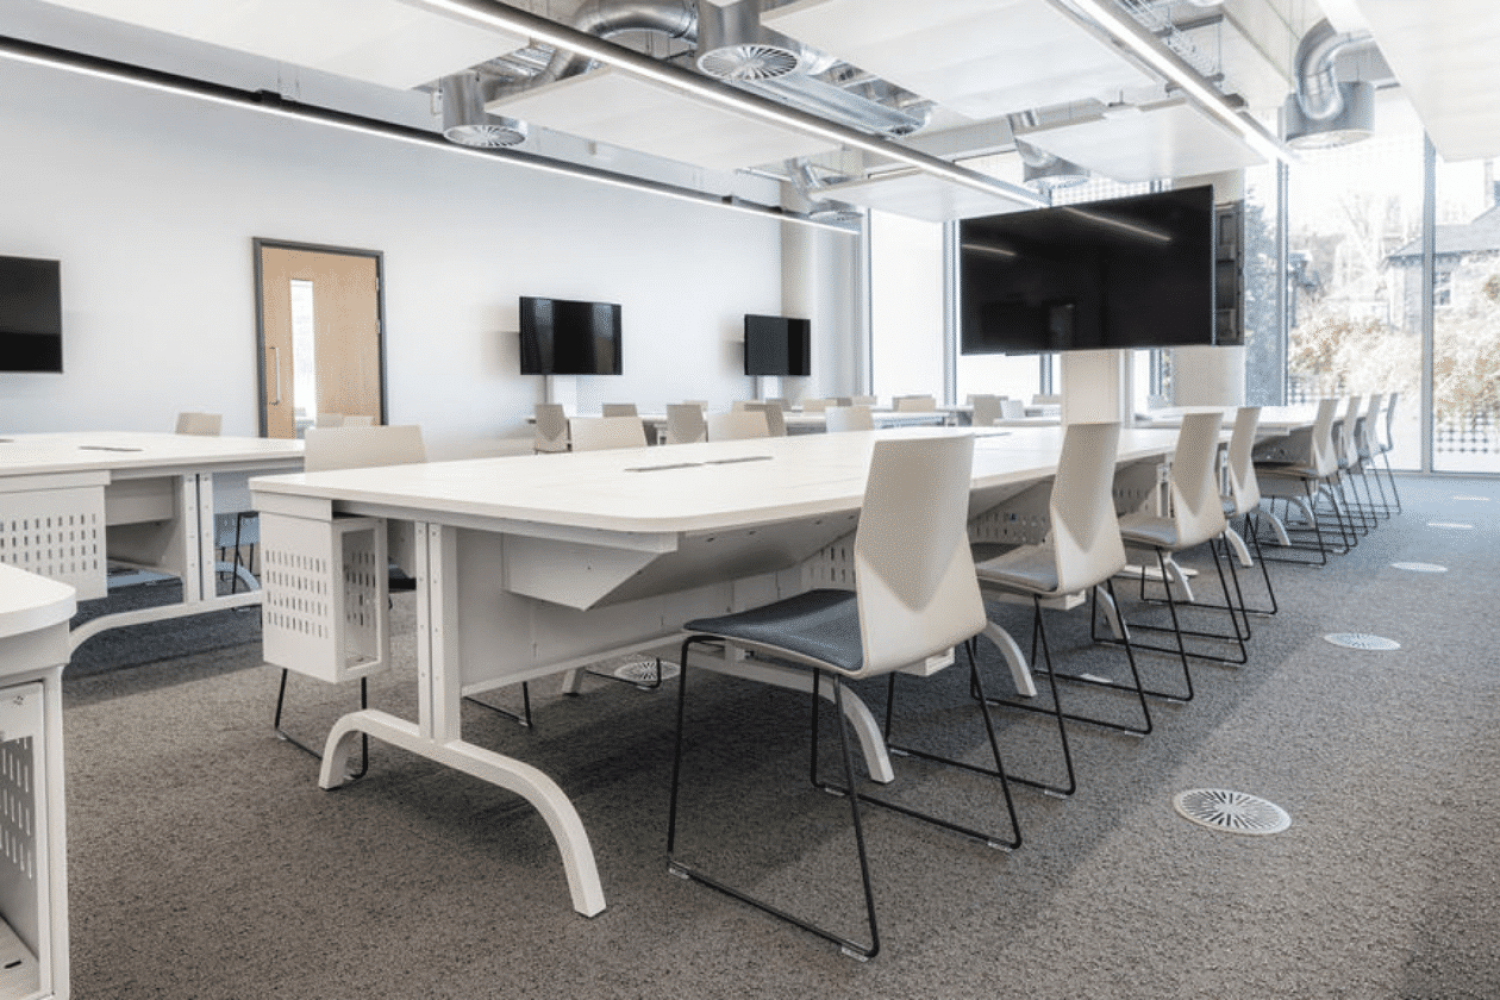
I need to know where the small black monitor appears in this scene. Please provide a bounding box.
[519,296,622,375]
[744,315,810,376]
[0,256,63,373]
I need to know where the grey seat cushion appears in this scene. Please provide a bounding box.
[975,545,1058,596]
[684,589,863,674]
[1118,511,1180,548]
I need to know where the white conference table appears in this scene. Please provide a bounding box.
[0,432,304,649]
[250,424,1186,918]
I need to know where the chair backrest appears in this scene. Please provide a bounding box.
[342,414,376,427]
[315,413,345,428]
[1382,391,1399,451]
[1298,397,1341,477]
[684,399,709,411]
[602,403,638,417]
[1336,395,1361,467]
[1166,411,1229,548]
[893,394,936,412]
[1000,399,1026,420]
[534,403,569,453]
[569,415,648,451]
[175,412,222,436]
[833,397,854,407]
[853,434,984,677]
[1223,406,1263,515]
[1033,394,1062,406]
[970,394,1003,427]
[731,400,754,412]
[743,402,787,436]
[852,395,877,406]
[764,397,787,411]
[1049,422,1127,594]
[304,425,426,472]
[801,398,831,413]
[664,403,707,445]
[1358,393,1383,459]
[706,410,770,441]
[825,405,874,432]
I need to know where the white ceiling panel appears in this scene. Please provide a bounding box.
[1020,99,1265,183]
[1346,0,1500,162]
[37,0,526,89]
[764,0,1153,122]
[489,67,837,172]
[818,169,1031,223]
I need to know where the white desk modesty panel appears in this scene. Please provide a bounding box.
[0,433,304,649]
[250,425,1186,919]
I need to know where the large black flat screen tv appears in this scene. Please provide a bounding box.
[519,296,622,375]
[744,314,810,376]
[960,185,1216,354]
[0,255,63,373]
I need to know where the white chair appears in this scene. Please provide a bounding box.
[1332,395,1374,537]
[968,422,1151,796]
[602,403,638,417]
[683,399,709,411]
[743,402,787,436]
[970,395,1003,427]
[1255,398,1354,563]
[1353,393,1390,521]
[1219,406,1278,619]
[533,403,570,454]
[824,405,874,433]
[1376,390,1403,512]
[342,414,376,427]
[667,434,1018,959]
[175,411,222,436]
[569,415,648,451]
[1112,411,1240,690]
[852,395,877,406]
[1000,399,1026,420]
[800,398,831,413]
[706,411,770,441]
[664,403,707,445]
[893,394,936,412]
[315,413,345,428]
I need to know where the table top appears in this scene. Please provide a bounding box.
[251,425,1184,536]
[0,432,305,478]
[0,563,76,642]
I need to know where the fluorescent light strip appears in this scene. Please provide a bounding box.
[402,0,1047,210]
[1057,0,1296,168]
[0,37,858,235]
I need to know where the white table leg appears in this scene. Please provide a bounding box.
[318,709,606,917]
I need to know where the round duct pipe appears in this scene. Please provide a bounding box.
[1015,138,1089,191]
[442,72,528,148]
[1283,79,1374,149]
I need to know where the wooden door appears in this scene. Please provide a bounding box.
[257,242,384,438]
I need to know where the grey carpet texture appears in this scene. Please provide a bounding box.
[62,475,1499,999]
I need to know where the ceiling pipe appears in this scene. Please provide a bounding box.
[0,33,858,235]
[1292,18,1378,122]
[400,0,1047,208]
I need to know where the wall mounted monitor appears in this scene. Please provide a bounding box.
[0,255,63,373]
[519,296,622,375]
[959,185,1216,354]
[743,314,811,376]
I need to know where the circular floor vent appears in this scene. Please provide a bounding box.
[1324,633,1401,651]
[1392,562,1448,573]
[1173,789,1291,836]
[612,657,681,686]
[1427,521,1474,530]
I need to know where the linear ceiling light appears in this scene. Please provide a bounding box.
[1054,0,1296,168]
[0,34,858,234]
[400,0,1048,209]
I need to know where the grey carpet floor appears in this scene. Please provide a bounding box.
[61,475,1500,999]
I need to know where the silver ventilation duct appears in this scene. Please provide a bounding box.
[442,71,528,147]
[695,0,805,81]
[1014,136,1089,191]
[786,159,863,225]
[1282,18,1378,149]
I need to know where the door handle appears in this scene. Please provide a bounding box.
[269,346,282,405]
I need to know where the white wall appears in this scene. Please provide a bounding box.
[0,59,845,457]
[868,210,945,404]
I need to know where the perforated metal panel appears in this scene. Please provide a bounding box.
[261,513,389,683]
[0,683,46,999]
[0,489,106,599]
[801,533,857,590]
